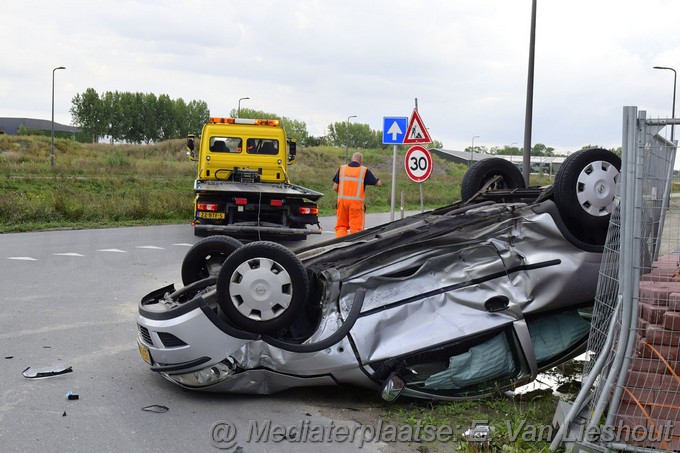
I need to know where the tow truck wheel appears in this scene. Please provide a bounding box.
[181,235,243,285]
[216,241,308,334]
[461,158,526,201]
[553,148,621,244]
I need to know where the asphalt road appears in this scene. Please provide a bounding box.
[0,212,422,453]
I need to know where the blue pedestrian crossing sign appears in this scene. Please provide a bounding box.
[382,117,408,144]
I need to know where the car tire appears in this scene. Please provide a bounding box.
[216,241,309,334]
[553,148,621,244]
[181,235,243,285]
[461,158,526,201]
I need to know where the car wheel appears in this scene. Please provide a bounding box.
[553,148,621,243]
[216,241,309,334]
[181,236,243,285]
[461,158,526,200]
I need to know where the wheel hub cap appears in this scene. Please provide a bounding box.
[228,257,292,321]
[576,160,620,217]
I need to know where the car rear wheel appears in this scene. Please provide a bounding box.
[553,148,621,244]
[216,241,308,334]
[461,158,526,201]
[181,236,243,285]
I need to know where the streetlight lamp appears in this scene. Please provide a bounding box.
[653,66,677,143]
[51,66,66,168]
[345,115,357,162]
[470,135,479,167]
[237,97,250,118]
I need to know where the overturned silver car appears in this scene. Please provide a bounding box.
[137,149,620,401]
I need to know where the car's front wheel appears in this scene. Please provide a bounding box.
[216,241,308,334]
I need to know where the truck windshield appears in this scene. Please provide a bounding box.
[246,138,279,155]
[210,137,242,153]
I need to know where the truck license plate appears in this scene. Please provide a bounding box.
[198,212,225,219]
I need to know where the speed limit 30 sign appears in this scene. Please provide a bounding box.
[404,145,433,182]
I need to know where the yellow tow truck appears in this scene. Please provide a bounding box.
[189,117,323,238]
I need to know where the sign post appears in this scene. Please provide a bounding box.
[403,108,433,212]
[404,145,434,212]
[383,117,408,221]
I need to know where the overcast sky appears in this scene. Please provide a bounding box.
[3,0,680,154]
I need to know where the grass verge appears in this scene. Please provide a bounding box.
[0,136,556,233]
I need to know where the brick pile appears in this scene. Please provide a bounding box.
[614,255,680,451]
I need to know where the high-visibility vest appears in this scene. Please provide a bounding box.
[337,165,367,201]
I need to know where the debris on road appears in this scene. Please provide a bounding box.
[22,364,73,379]
[142,405,169,413]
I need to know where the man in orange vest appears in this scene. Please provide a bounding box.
[333,152,382,237]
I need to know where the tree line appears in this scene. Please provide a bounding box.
[69,88,617,156]
[70,88,209,144]
[69,89,444,149]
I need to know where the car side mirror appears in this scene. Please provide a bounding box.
[288,140,297,163]
[379,372,405,402]
[186,135,197,161]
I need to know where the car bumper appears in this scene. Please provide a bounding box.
[136,285,371,392]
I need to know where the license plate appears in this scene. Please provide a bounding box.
[198,211,225,219]
[138,341,153,365]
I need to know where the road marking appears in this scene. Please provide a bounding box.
[8,242,195,262]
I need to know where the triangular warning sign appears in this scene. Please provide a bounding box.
[403,109,432,144]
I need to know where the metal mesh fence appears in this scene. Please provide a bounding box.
[553,107,680,452]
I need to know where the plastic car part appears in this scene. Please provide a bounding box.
[181,236,243,285]
[66,391,79,400]
[461,157,527,201]
[22,364,73,378]
[216,241,309,334]
[141,405,169,413]
[463,425,493,446]
[553,148,621,243]
[484,295,510,312]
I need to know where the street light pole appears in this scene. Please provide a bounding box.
[522,0,537,185]
[653,66,677,143]
[345,115,357,162]
[51,66,66,168]
[470,135,479,167]
[237,97,250,118]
